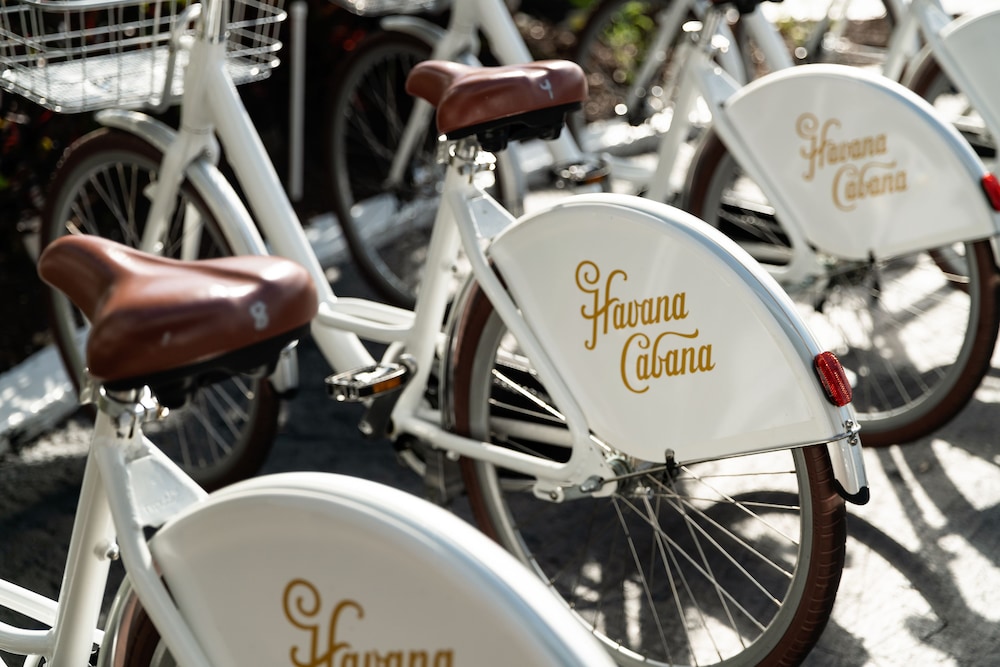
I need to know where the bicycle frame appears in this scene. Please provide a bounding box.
[96,0,873,498]
[636,1,813,204]
[879,0,927,79]
[107,1,626,495]
[380,0,752,195]
[0,386,617,667]
[566,0,982,206]
[376,0,861,205]
[377,0,993,219]
[0,387,211,667]
[381,0,586,199]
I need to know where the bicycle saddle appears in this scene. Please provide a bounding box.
[406,59,587,152]
[37,235,317,407]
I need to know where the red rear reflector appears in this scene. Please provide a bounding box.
[814,351,852,407]
[982,173,1000,211]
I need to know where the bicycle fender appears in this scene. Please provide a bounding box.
[714,64,999,261]
[92,109,299,395]
[143,473,615,667]
[828,435,869,504]
[485,193,863,469]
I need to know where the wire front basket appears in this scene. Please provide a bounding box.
[0,0,286,112]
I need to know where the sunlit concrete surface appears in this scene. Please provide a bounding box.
[3,259,1000,666]
[3,3,1000,663]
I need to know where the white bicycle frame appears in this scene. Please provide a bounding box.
[120,17,622,493]
[0,393,207,667]
[1,1,884,663]
[379,0,788,200]
[90,0,868,496]
[379,0,587,202]
[0,384,617,667]
[379,0,754,197]
[363,0,998,216]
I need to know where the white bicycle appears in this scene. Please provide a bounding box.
[322,0,820,307]
[1,231,617,667]
[573,0,1000,214]
[0,0,870,663]
[322,0,1000,449]
[680,0,1000,445]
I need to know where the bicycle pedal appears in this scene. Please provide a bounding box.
[552,158,611,190]
[325,362,412,403]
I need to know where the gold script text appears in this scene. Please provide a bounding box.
[576,261,715,393]
[796,112,907,211]
[284,579,454,667]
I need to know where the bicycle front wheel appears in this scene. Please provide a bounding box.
[570,0,685,163]
[685,130,1000,446]
[41,128,280,490]
[450,282,848,667]
[798,0,896,69]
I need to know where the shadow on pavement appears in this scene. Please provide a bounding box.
[3,259,1000,666]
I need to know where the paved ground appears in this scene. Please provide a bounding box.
[3,255,1000,666]
[3,3,1000,665]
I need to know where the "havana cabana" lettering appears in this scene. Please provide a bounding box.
[576,261,715,393]
[796,112,907,211]
[284,579,454,667]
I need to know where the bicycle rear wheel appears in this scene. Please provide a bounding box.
[326,31,518,308]
[41,128,279,490]
[684,130,1000,446]
[450,281,848,666]
[907,53,995,164]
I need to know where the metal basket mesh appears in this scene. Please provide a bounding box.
[0,0,286,112]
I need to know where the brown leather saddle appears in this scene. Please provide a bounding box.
[38,235,318,407]
[405,59,588,152]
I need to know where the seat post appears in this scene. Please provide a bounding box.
[48,409,119,667]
